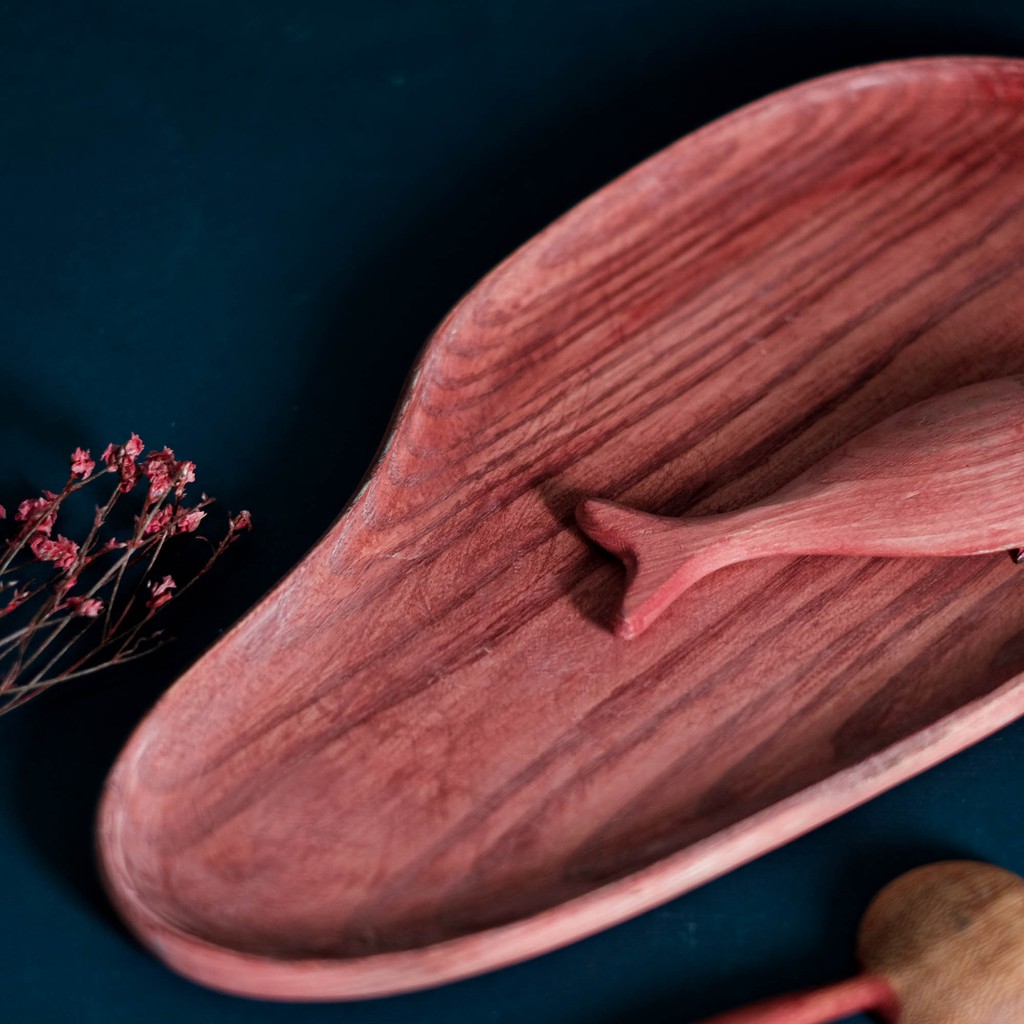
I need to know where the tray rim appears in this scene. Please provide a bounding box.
[100,669,1024,999]
[96,52,1024,1000]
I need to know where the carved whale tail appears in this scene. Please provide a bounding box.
[575,498,736,639]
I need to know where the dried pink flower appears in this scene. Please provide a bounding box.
[103,435,145,493]
[16,493,59,535]
[124,433,144,460]
[174,508,206,533]
[2,434,252,715]
[102,434,144,468]
[142,448,175,497]
[150,574,175,596]
[15,494,54,521]
[144,506,174,535]
[141,449,198,501]
[65,596,104,618]
[70,447,95,478]
[173,460,196,496]
[146,574,177,611]
[30,534,79,571]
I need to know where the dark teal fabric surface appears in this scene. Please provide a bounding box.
[3,2,1024,1021]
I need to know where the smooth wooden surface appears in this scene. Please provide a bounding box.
[859,861,1024,1022]
[578,377,1024,637]
[98,57,1024,1000]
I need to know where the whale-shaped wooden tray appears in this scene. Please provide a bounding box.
[98,57,1024,1000]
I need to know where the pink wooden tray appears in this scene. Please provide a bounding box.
[97,56,1024,1000]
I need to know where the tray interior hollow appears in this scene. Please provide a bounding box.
[99,57,1024,997]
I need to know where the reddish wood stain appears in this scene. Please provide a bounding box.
[578,377,1024,637]
[98,58,1024,1000]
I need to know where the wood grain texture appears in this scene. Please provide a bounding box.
[97,57,1024,1000]
[577,377,1024,637]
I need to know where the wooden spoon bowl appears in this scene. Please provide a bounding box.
[98,58,1024,1000]
[696,861,1024,1023]
[860,861,1024,1022]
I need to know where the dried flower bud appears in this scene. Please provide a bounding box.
[1,587,30,616]
[143,506,174,535]
[124,433,144,460]
[174,508,206,534]
[142,448,176,498]
[65,596,103,618]
[146,574,177,611]
[230,510,253,533]
[70,447,95,478]
[103,435,145,492]
[16,493,59,535]
[173,460,196,497]
[142,449,196,501]
[30,533,79,571]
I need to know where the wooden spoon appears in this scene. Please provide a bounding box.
[694,861,1024,1024]
[577,377,1024,639]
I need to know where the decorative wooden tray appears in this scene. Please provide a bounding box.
[97,57,1024,1000]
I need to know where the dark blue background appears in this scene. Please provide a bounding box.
[3,2,1024,1021]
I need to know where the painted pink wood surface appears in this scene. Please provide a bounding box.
[97,57,1024,1000]
[692,975,897,1024]
[578,377,1024,637]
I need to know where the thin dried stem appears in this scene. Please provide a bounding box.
[0,437,251,716]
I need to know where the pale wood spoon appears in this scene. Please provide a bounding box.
[694,861,1024,1023]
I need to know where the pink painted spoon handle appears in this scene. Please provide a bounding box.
[691,973,900,1024]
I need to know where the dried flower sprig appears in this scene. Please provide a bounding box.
[0,435,251,716]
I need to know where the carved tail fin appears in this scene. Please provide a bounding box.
[575,498,734,639]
